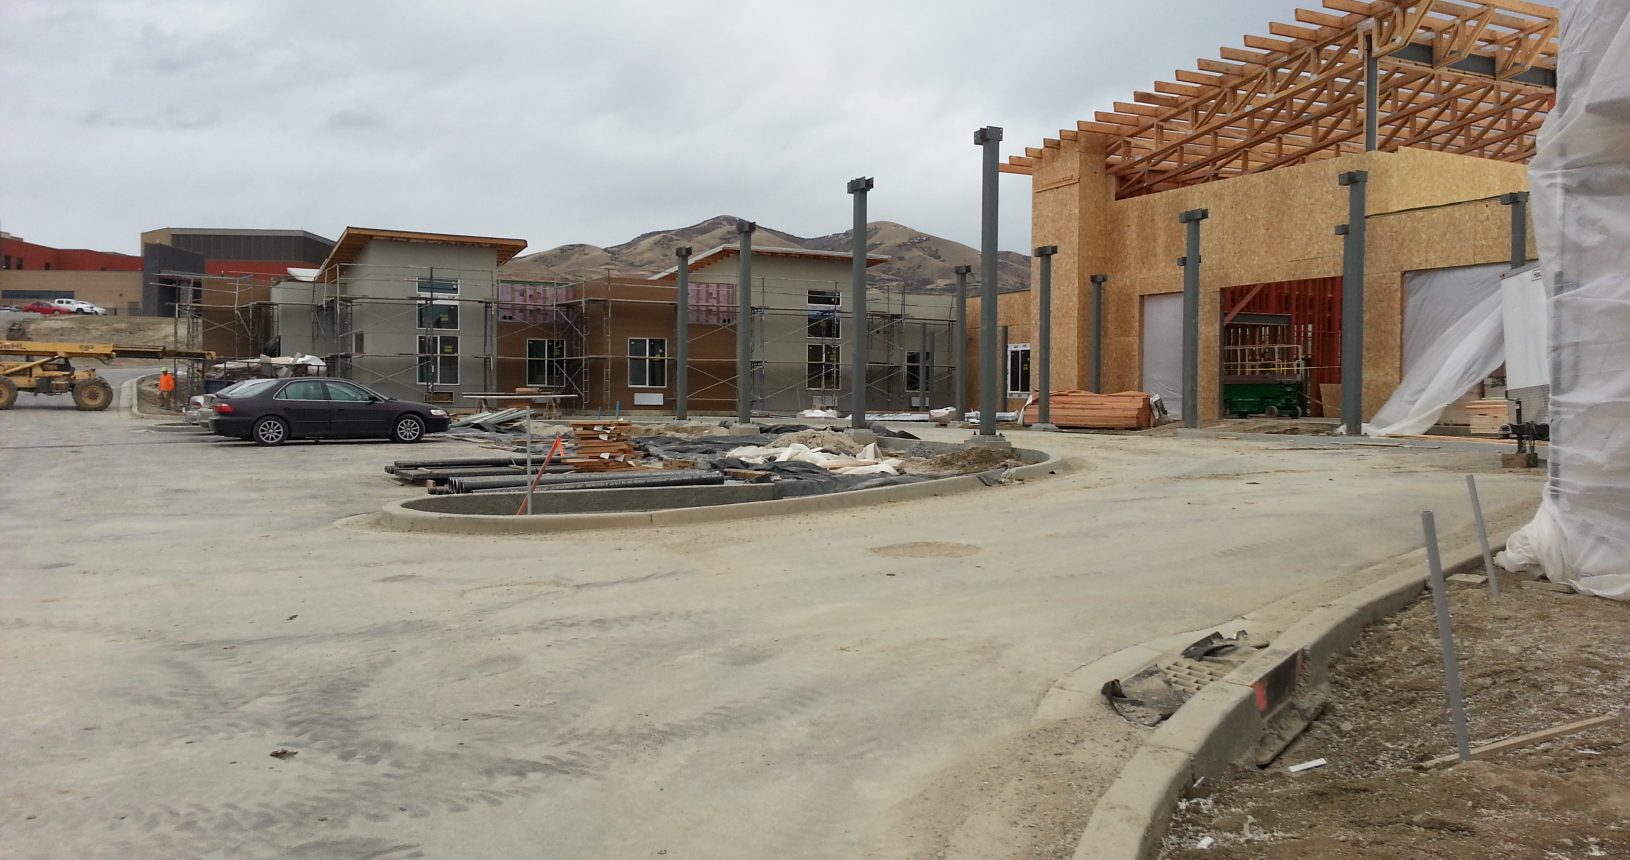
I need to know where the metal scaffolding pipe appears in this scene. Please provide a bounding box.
[975,125,1003,437]
[674,245,692,420]
[1338,170,1369,435]
[848,177,873,429]
[954,264,971,418]
[1178,208,1209,429]
[735,220,756,423]
[1500,191,1530,269]
[1034,245,1058,429]
[1090,274,1108,394]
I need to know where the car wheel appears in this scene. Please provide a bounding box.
[253,416,290,446]
[391,414,426,443]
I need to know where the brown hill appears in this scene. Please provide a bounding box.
[500,216,1031,294]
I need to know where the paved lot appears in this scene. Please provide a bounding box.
[0,373,1542,859]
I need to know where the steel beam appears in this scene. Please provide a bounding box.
[1364,34,1378,151]
[1500,191,1530,269]
[735,220,756,424]
[954,264,971,419]
[1034,245,1058,429]
[1178,208,1209,429]
[848,177,873,429]
[1091,274,1108,393]
[1338,170,1368,435]
[975,126,1003,437]
[674,246,691,420]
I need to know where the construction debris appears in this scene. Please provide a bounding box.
[565,420,638,472]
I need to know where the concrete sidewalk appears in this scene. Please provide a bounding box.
[0,405,1542,859]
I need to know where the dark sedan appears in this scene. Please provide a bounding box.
[208,377,451,446]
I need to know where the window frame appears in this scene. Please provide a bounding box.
[526,338,568,388]
[807,343,841,391]
[417,334,460,386]
[627,337,667,389]
[906,350,932,392]
[807,289,841,340]
[1006,343,1032,397]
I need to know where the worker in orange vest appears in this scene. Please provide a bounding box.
[158,367,176,410]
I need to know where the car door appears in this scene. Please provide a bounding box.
[324,380,392,438]
[273,379,333,437]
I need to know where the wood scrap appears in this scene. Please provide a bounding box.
[1022,390,1155,430]
[1417,712,1623,770]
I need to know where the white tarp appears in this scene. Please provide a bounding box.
[1496,0,1630,599]
[1364,264,1507,437]
[1141,293,1183,416]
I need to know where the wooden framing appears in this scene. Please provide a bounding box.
[1004,0,1558,197]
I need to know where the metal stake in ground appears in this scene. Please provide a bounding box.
[735,220,756,425]
[674,245,692,421]
[954,264,971,420]
[1466,474,1500,599]
[1178,209,1209,429]
[1338,170,1369,436]
[1421,510,1473,762]
[1034,245,1058,429]
[975,126,1003,438]
[848,177,873,430]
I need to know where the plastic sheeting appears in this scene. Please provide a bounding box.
[1141,293,1183,416]
[1364,264,1507,437]
[1496,0,1630,599]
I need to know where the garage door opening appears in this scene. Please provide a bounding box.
[1219,278,1342,418]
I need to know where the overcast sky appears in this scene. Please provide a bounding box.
[2,0,1316,258]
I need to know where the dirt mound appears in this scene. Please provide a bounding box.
[625,421,722,439]
[768,429,863,455]
[10,316,196,350]
[919,446,1017,474]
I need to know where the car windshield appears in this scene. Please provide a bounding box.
[220,379,278,398]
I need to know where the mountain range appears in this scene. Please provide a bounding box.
[499,216,1031,294]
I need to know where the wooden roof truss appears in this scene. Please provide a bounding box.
[1004,0,1559,199]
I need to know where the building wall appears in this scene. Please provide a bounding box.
[1,237,141,272]
[965,289,1034,413]
[996,142,1534,422]
[0,270,143,312]
[140,230,332,265]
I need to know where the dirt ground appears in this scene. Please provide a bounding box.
[4,314,196,350]
[1161,574,1630,859]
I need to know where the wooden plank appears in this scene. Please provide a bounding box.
[1418,713,1623,770]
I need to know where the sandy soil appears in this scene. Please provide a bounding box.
[1161,574,1630,859]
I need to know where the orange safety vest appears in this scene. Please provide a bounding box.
[158,373,175,392]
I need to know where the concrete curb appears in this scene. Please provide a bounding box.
[1072,527,1508,860]
[123,374,164,420]
[373,447,1063,535]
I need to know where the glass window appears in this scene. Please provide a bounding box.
[906,351,932,392]
[807,290,841,340]
[418,301,459,330]
[418,335,459,385]
[628,338,666,388]
[220,378,278,399]
[416,277,458,295]
[1007,344,1032,396]
[526,339,567,387]
[325,381,374,402]
[807,343,840,390]
[277,380,330,400]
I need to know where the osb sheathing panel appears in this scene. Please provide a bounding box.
[966,290,1034,410]
[1030,135,1113,392]
[1011,146,1530,421]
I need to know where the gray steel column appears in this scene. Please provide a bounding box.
[735,220,756,424]
[954,264,971,418]
[847,177,873,429]
[1500,191,1529,269]
[1178,209,1209,429]
[1338,170,1368,435]
[1364,35,1378,151]
[1090,274,1108,393]
[674,245,692,420]
[1034,245,1058,428]
[975,126,1003,437]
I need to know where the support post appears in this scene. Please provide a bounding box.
[848,177,873,429]
[1363,33,1378,152]
[735,220,756,424]
[1338,170,1368,435]
[1466,475,1499,599]
[1034,245,1058,429]
[975,126,1003,438]
[1500,191,1529,269]
[1090,274,1107,394]
[1421,510,1473,763]
[954,264,971,419]
[674,246,691,420]
[1177,209,1209,429]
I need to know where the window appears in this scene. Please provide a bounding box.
[417,300,459,330]
[1007,343,1032,396]
[628,338,666,388]
[277,380,329,400]
[418,335,459,385]
[807,343,840,390]
[2,256,9,270]
[906,351,932,392]
[807,289,841,339]
[325,381,375,402]
[416,276,458,295]
[527,338,567,388]
[43,262,51,271]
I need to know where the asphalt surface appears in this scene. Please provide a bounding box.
[0,373,1544,859]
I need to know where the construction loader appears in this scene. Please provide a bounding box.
[0,341,216,411]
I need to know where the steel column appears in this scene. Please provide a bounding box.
[1338,170,1368,435]
[848,177,873,429]
[1364,34,1378,151]
[1034,245,1058,428]
[1500,191,1529,269]
[975,126,1003,437]
[1178,209,1209,429]
[674,245,692,420]
[1090,274,1107,393]
[954,264,971,419]
[735,220,756,424]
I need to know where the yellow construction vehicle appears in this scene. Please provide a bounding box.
[0,341,217,411]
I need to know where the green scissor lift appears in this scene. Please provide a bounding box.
[1222,314,1308,418]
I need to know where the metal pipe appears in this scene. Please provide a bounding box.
[1466,475,1499,599]
[735,220,756,424]
[674,246,691,420]
[1178,209,1209,429]
[1090,274,1107,393]
[1035,245,1058,428]
[975,126,1003,437]
[1421,510,1473,763]
[1500,191,1529,269]
[1364,34,1378,152]
[848,178,873,429]
[954,264,971,419]
[1339,170,1369,435]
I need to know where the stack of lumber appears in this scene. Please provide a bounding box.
[565,420,638,471]
[1022,390,1155,430]
[1467,399,1510,436]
